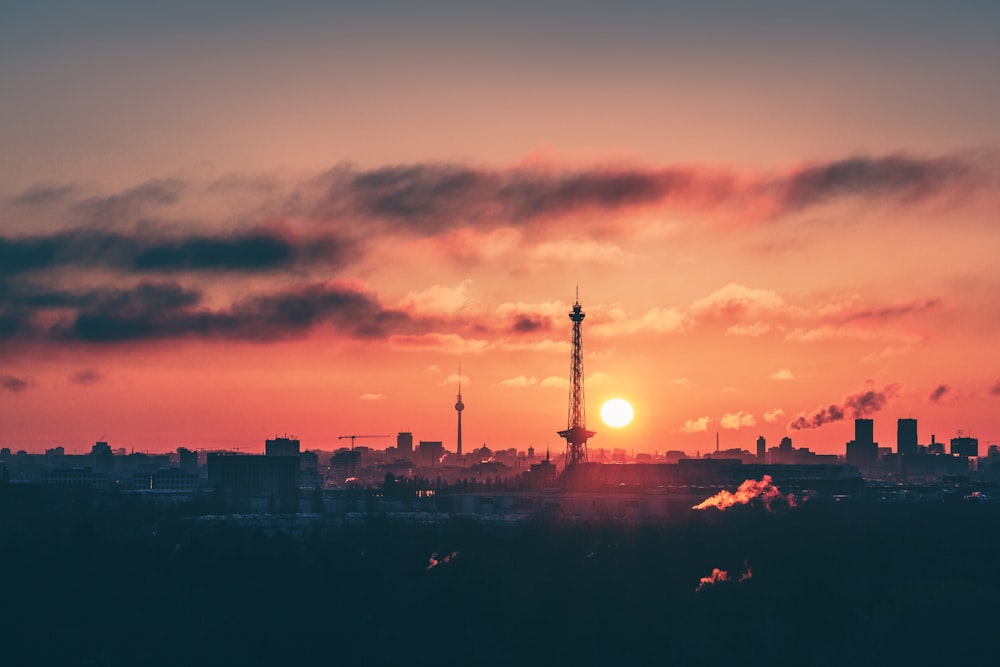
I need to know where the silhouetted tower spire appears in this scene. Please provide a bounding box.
[558,289,595,466]
[455,362,464,457]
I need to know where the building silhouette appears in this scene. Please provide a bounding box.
[897,418,918,456]
[265,436,300,457]
[951,435,979,458]
[396,432,413,455]
[846,418,878,470]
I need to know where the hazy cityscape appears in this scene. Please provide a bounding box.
[4,2,1000,665]
[3,297,999,665]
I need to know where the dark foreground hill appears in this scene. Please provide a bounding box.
[1,487,996,665]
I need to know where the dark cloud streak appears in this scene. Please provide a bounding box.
[32,281,417,344]
[1,375,30,393]
[929,384,950,403]
[0,229,355,277]
[69,368,103,385]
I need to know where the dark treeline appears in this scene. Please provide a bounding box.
[0,484,997,665]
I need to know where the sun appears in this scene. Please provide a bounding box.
[600,398,634,428]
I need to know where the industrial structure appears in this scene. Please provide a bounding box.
[557,291,595,467]
[455,363,465,457]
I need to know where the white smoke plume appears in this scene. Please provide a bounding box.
[692,475,796,511]
[426,551,459,570]
[696,563,753,592]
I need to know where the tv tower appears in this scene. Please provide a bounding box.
[455,362,464,457]
[557,289,595,467]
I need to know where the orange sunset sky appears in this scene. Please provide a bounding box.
[2,1,999,456]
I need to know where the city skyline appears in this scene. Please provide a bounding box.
[2,2,1000,455]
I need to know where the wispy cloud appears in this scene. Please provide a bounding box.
[500,375,538,387]
[0,228,355,278]
[1,280,418,345]
[681,416,711,433]
[929,384,950,403]
[764,408,785,423]
[769,368,794,381]
[1,374,31,393]
[69,368,103,386]
[720,411,756,430]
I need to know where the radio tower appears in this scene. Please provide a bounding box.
[558,289,595,467]
[455,362,464,457]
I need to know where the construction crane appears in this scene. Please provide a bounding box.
[338,434,392,450]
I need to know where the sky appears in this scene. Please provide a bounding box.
[2,1,999,456]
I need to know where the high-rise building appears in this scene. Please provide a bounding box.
[897,418,918,456]
[265,436,300,457]
[951,435,979,458]
[756,436,766,463]
[846,418,878,470]
[396,432,413,454]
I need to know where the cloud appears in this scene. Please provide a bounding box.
[781,154,969,210]
[495,339,570,353]
[681,417,711,433]
[540,376,568,388]
[9,183,79,207]
[788,382,901,430]
[500,375,538,387]
[72,178,185,225]
[726,322,771,337]
[689,283,784,323]
[388,333,488,354]
[590,307,686,337]
[359,393,384,400]
[528,239,625,265]
[1,375,30,392]
[6,281,417,345]
[0,228,355,277]
[69,369,103,385]
[769,368,794,380]
[720,411,756,430]
[397,280,475,316]
[764,408,785,423]
[929,384,950,403]
[587,372,613,387]
[991,379,1000,396]
[302,153,982,233]
[443,372,469,386]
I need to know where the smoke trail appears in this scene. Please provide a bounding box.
[696,568,729,592]
[788,382,900,430]
[426,551,459,570]
[692,475,795,511]
[696,563,753,592]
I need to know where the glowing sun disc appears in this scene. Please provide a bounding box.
[600,398,634,428]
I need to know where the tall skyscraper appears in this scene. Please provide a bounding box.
[897,418,918,456]
[397,432,413,454]
[558,291,595,467]
[756,436,767,463]
[846,418,878,470]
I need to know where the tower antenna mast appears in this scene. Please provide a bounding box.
[558,290,595,467]
[455,361,465,457]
